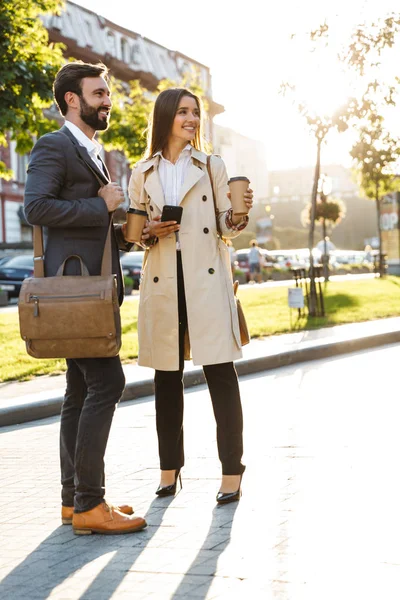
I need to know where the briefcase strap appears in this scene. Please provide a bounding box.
[33,219,113,278]
[33,226,45,277]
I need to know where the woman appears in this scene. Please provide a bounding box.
[128,88,253,504]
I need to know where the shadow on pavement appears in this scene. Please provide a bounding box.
[171,503,239,599]
[0,496,173,599]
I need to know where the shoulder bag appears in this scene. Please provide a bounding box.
[18,221,121,359]
[19,155,122,359]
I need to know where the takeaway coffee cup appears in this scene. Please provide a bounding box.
[227,177,250,215]
[125,208,148,242]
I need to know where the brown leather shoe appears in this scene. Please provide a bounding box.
[62,503,134,525]
[72,503,147,535]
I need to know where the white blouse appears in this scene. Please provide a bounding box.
[155,144,193,206]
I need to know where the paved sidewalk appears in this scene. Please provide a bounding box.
[2,315,400,427]
[1,342,400,599]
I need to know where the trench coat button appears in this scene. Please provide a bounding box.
[202,195,207,201]
[150,205,154,211]
[153,276,159,282]
[208,268,215,274]
[203,227,209,234]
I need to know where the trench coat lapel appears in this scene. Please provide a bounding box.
[178,163,205,205]
[144,168,165,212]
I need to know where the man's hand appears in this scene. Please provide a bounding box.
[98,183,125,212]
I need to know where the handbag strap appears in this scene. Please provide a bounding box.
[33,157,114,278]
[206,155,222,238]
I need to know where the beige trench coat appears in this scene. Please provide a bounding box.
[128,148,245,371]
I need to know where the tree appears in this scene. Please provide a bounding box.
[280,81,359,314]
[0,0,65,179]
[301,179,346,280]
[350,118,400,276]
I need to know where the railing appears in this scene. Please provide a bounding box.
[291,266,325,317]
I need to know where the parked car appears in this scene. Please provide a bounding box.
[267,249,308,270]
[120,251,145,289]
[0,255,13,267]
[235,248,276,282]
[0,254,34,297]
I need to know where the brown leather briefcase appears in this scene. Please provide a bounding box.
[18,222,121,359]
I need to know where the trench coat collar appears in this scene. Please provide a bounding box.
[139,147,207,173]
[140,147,208,210]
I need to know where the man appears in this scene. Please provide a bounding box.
[24,61,146,535]
[248,240,262,283]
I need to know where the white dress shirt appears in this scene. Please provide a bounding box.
[154,144,193,249]
[155,144,193,206]
[64,120,105,174]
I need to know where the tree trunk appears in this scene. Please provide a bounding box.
[308,137,321,316]
[375,186,384,277]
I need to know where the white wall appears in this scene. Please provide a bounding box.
[5,202,21,243]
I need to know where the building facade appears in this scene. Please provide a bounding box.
[213,124,268,199]
[0,0,223,244]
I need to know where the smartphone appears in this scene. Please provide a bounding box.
[161,204,183,224]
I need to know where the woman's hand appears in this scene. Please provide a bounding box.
[227,187,254,225]
[227,187,254,212]
[141,215,180,243]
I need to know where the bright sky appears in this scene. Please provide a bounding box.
[74,0,400,170]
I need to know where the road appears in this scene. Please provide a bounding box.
[0,343,399,599]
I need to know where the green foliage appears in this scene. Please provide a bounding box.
[301,197,346,227]
[100,79,152,165]
[0,0,65,178]
[350,119,400,201]
[341,15,400,76]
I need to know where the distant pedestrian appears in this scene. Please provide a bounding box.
[128,87,254,504]
[248,240,262,283]
[24,61,146,535]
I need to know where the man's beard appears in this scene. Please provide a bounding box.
[79,96,109,131]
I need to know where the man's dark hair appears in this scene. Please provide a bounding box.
[53,61,109,116]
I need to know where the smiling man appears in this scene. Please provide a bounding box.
[23,61,147,535]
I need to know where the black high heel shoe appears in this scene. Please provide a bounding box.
[216,473,243,505]
[155,470,182,497]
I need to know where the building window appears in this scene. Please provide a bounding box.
[107,31,116,54]
[17,154,29,184]
[121,38,128,63]
[131,43,140,65]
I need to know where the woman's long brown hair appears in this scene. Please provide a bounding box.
[145,88,204,158]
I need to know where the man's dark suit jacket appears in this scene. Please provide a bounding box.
[24,125,131,305]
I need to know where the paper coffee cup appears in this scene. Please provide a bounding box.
[126,208,148,243]
[228,177,250,216]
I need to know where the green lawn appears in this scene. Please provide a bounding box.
[1,276,399,383]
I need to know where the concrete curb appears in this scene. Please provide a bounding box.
[1,329,400,428]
